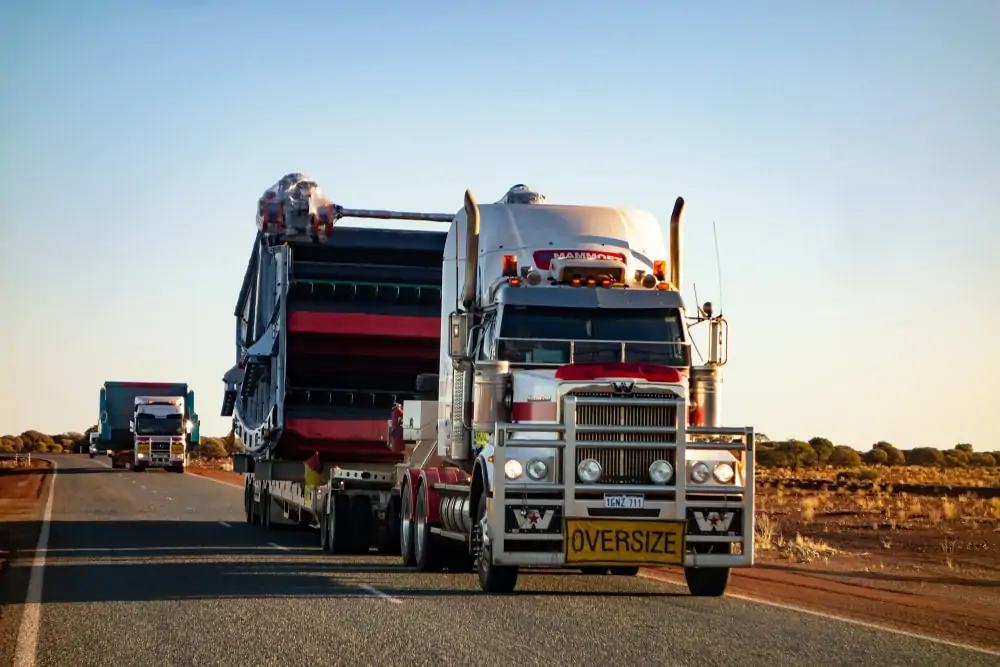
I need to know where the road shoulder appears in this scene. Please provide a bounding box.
[0,457,52,666]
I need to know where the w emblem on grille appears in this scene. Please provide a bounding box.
[611,381,634,394]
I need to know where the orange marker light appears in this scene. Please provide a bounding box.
[571,277,582,286]
[502,254,518,277]
[508,277,521,287]
[599,277,611,287]
[653,260,667,281]
[656,281,670,290]
[586,277,596,286]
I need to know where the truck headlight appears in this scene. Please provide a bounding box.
[690,462,710,483]
[713,462,735,484]
[577,458,602,483]
[504,459,524,480]
[649,460,673,484]
[526,459,548,481]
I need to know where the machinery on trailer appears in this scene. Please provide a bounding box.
[229,177,755,596]
[98,381,200,471]
[227,173,452,552]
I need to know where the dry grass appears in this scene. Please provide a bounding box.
[757,465,1000,488]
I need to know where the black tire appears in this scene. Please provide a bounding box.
[400,480,415,566]
[319,502,330,551]
[262,488,272,529]
[244,481,253,524]
[476,493,518,593]
[347,496,373,554]
[376,495,401,555]
[684,543,732,597]
[684,567,731,597]
[89,453,94,459]
[415,373,439,398]
[580,567,609,575]
[326,494,351,555]
[414,481,446,572]
[610,566,640,576]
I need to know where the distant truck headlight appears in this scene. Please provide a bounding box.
[577,458,602,483]
[504,459,524,480]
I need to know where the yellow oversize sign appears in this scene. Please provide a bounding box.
[564,518,687,567]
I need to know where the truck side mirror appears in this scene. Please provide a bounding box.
[448,312,470,360]
[129,420,134,433]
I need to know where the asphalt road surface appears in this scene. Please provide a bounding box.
[1,455,997,667]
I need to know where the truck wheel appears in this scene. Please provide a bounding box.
[376,494,401,555]
[475,493,518,593]
[244,482,253,524]
[414,481,446,572]
[320,504,330,551]
[400,479,415,566]
[580,567,609,575]
[89,453,95,459]
[261,488,272,529]
[610,567,639,576]
[347,496,373,554]
[684,543,731,597]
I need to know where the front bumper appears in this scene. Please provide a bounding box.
[487,395,755,569]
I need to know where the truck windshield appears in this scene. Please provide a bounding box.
[497,305,690,367]
[135,414,183,436]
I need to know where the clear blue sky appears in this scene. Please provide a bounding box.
[1,1,997,450]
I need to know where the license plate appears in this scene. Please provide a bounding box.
[603,493,644,509]
[564,518,686,567]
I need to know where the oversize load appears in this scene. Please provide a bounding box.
[563,517,686,567]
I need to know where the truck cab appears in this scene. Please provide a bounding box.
[88,432,99,458]
[130,396,189,473]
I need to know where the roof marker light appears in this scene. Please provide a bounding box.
[502,255,518,277]
[653,260,667,281]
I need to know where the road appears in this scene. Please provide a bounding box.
[1,455,996,667]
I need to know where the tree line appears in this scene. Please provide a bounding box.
[0,428,243,459]
[2,429,996,470]
[755,436,999,469]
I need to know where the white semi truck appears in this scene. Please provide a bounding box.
[129,396,191,473]
[230,179,755,596]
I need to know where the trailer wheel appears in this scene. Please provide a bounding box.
[400,479,415,566]
[376,494,401,555]
[475,493,518,593]
[414,481,446,572]
[320,503,330,551]
[347,496,373,554]
[262,488,272,529]
[244,481,253,524]
[610,567,639,576]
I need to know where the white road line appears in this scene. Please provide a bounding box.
[358,584,402,604]
[637,571,1000,657]
[267,542,290,551]
[139,485,146,490]
[218,521,232,528]
[13,457,57,667]
[186,472,243,489]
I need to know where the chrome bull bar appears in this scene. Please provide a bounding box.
[488,394,756,569]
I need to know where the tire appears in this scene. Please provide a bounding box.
[476,493,518,593]
[610,566,640,576]
[414,481,446,572]
[244,481,253,524]
[376,494,401,555]
[320,501,330,552]
[684,567,731,597]
[89,453,94,459]
[400,480,415,566]
[347,496,373,554]
[580,567,609,575]
[684,543,732,597]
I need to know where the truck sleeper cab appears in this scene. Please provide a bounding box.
[399,190,755,596]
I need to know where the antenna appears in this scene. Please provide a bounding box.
[713,220,725,317]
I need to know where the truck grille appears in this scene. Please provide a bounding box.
[570,390,679,485]
[151,442,171,454]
